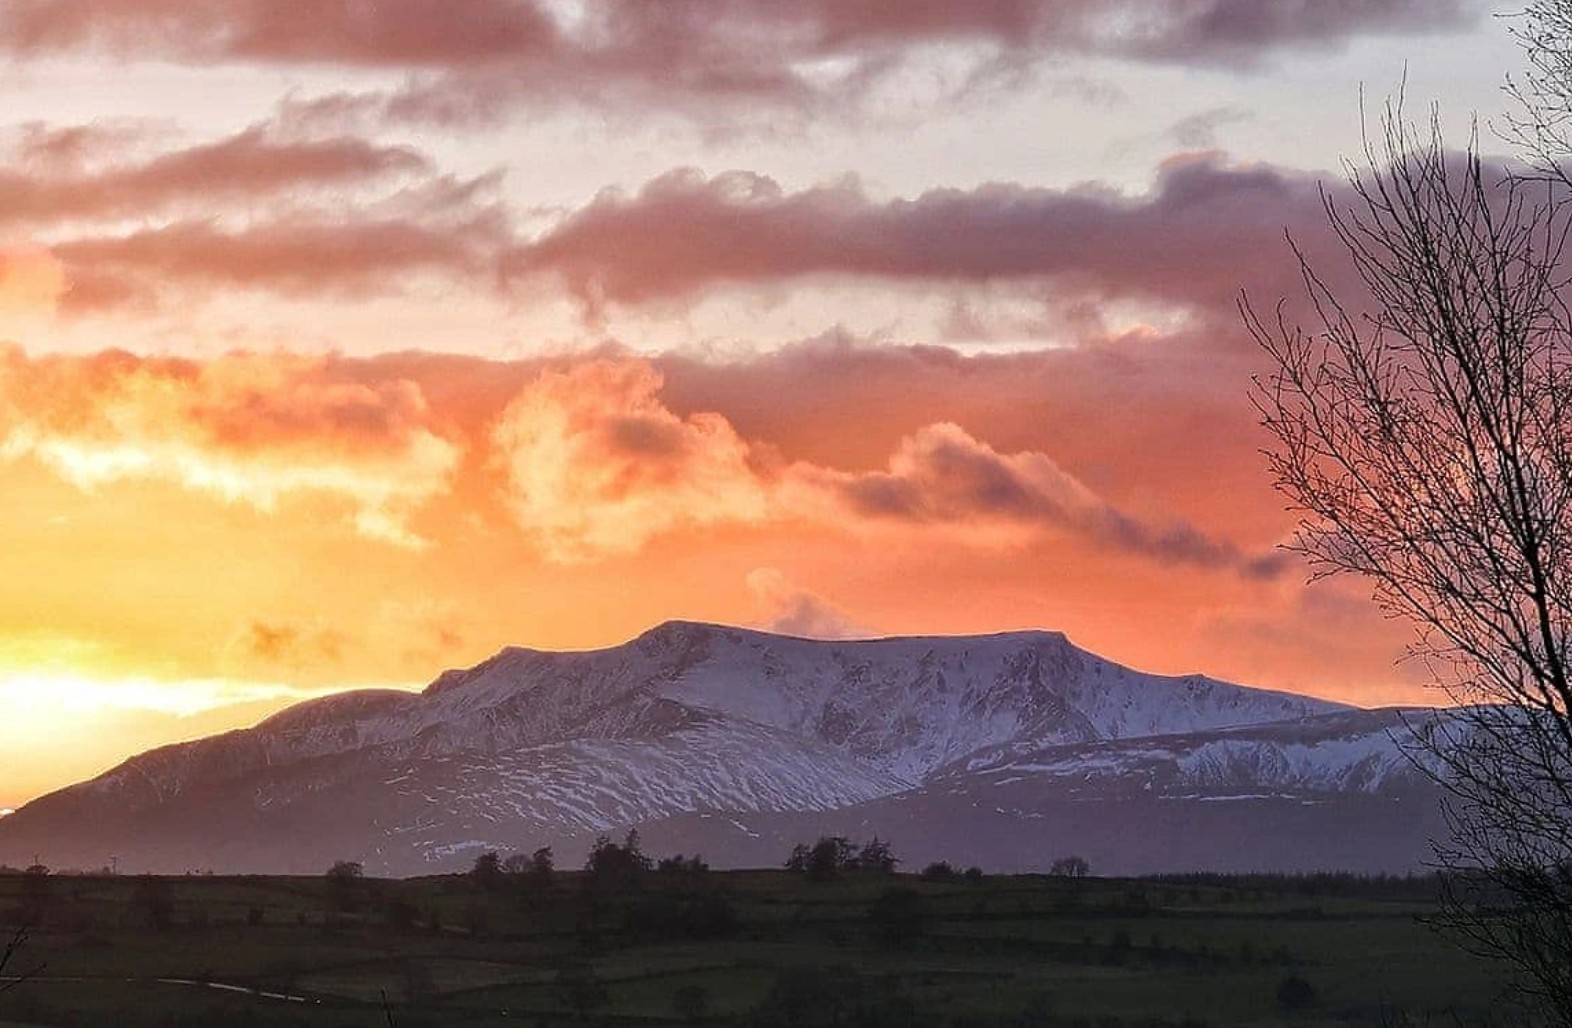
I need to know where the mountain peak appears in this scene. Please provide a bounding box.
[0,623,1403,877]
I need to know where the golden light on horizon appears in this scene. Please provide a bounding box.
[0,664,425,810]
[0,0,1506,813]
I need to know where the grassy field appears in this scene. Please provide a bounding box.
[0,864,1513,1027]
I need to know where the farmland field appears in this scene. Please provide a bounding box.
[0,865,1509,1026]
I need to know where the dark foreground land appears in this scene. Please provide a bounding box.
[0,867,1507,1027]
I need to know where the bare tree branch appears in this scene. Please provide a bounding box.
[1246,97,1572,1023]
[0,923,44,999]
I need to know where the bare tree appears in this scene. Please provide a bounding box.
[1244,107,1572,1021]
[1506,1,1572,185]
[0,924,43,1001]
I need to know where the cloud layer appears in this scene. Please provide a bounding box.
[0,120,506,317]
[0,114,1441,344]
[0,1,1478,124]
[502,155,1330,317]
[0,347,460,545]
[0,345,1283,571]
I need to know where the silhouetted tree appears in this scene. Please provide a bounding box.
[324,860,364,913]
[585,830,651,889]
[0,924,41,1002]
[857,837,898,875]
[1246,93,1572,1022]
[1049,856,1091,878]
[471,850,503,887]
[505,845,555,887]
[657,853,709,874]
[1506,1,1572,186]
[807,836,855,880]
[920,861,961,882]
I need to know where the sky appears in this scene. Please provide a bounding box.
[0,0,1532,811]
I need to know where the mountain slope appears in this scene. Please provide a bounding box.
[0,621,1445,876]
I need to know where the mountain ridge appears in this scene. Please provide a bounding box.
[0,621,1441,876]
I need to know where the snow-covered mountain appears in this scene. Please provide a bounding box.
[0,622,1449,876]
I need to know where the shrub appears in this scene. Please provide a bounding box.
[657,854,710,874]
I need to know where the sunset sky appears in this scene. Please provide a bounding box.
[0,0,1528,811]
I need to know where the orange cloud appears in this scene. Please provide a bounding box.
[493,359,770,561]
[490,355,1282,575]
[0,347,460,546]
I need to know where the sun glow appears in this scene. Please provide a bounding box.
[0,670,355,717]
[0,667,425,810]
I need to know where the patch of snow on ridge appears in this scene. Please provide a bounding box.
[648,622,1345,779]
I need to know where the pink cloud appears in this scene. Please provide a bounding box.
[0,124,427,225]
[0,121,508,313]
[0,1,1478,123]
[53,216,492,310]
[501,156,1336,316]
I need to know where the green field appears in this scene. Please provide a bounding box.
[0,866,1513,1027]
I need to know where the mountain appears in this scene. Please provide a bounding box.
[0,621,1449,876]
